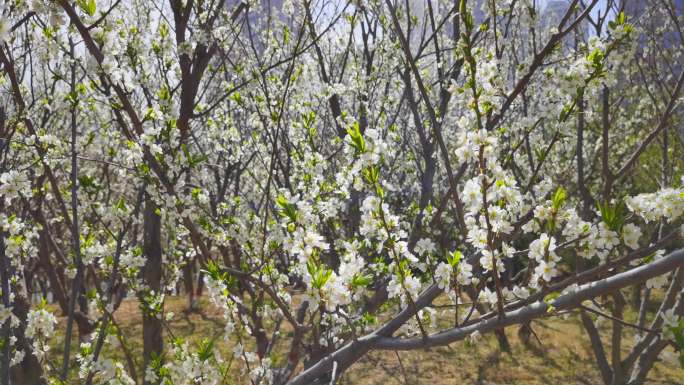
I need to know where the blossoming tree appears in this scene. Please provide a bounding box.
[0,0,683,384]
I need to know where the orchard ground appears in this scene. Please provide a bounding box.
[49,294,684,385]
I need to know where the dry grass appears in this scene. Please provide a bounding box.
[49,295,684,385]
[347,318,683,385]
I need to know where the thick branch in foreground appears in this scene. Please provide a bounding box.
[287,248,684,384]
[376,248,684,350]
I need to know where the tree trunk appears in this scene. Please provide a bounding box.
[183,258,197,311]
[142,197,163,384]
[10,295,47,385]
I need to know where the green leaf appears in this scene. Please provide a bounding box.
[543,292,560,313]
[78,175,101,195]
[115,196,127,212]
[77,0,96,16]
[448,250,462,267]
[670,323,684,368]
[317,268,332,288]
[345,122,365,155]
[159,23,169,39]
[276,194,298,223]
[230,92,243,105]
[361,312,378,326]
[351,274,373,288]
[86,0,96,16]
[189,153,208,168]
[587,48,604,71]
[157,85,170,101]
[302,111,316,128]
[201,260,226,282]
[191,187,201,200]
[596,200,627,232]
[197,338,215,361]
[543,292,560,303]
[306,259,316,279]
[283,25,290,44]
[552,186,566,211]
[363,165,379,185]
